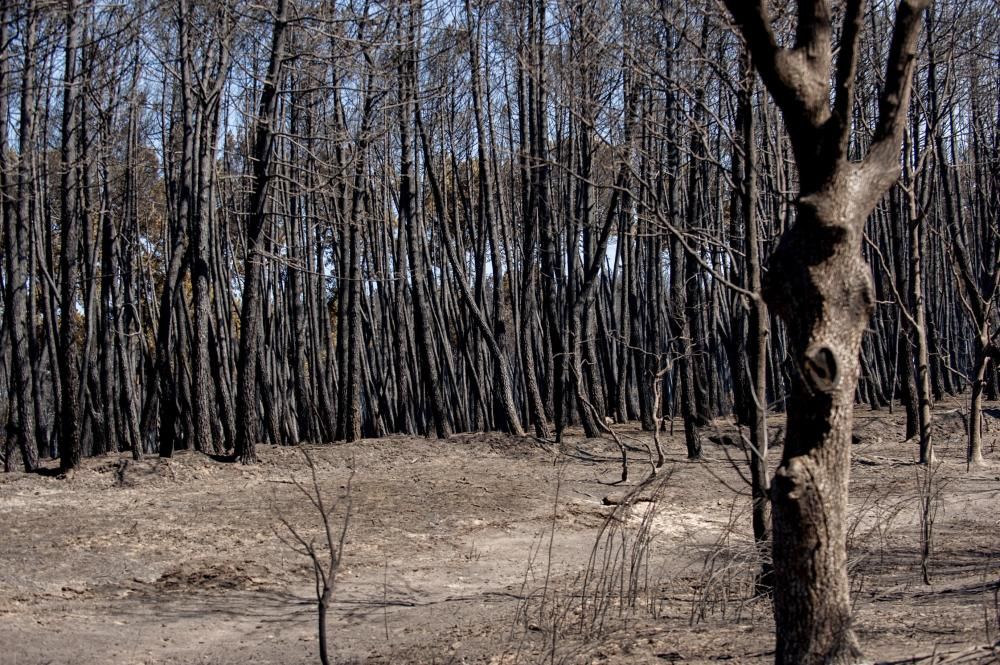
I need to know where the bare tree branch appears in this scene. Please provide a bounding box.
[866,0,933,176]
[832,0,867,152]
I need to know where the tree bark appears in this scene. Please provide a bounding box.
[723,1,930,662]
[2,1,39,471]
[737,53,772,590]
[398,1,450,439]
[58,0,84,472]
[236,0,289,464]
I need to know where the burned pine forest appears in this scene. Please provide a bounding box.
[0,0,999,664]
[0,0,996,469]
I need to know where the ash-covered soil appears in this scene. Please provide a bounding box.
[1,402,998,664]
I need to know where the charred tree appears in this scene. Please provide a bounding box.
[723,1,930,662]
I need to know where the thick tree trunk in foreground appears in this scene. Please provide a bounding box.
[764,179,873,663]
[723,1,929,662]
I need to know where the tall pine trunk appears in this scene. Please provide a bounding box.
[236,0,289,464]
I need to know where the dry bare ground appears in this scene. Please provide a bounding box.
[1,401,999,664]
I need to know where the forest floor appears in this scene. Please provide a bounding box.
[1,401,999,665]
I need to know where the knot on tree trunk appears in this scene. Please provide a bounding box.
[804,345,839,392]
[773,457,812,502]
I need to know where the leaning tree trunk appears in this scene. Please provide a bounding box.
[415,111,524,437]
[235,0,288,464]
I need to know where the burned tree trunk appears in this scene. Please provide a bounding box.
[58,0,84,472]
[2,0,39,471]
[235,0,289,464]
[723,1,929,662]
[734,51,771,589]
[398,1,451,440]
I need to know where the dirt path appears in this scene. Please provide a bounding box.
[1,405,998,664]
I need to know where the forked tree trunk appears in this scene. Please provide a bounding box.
[926,6,995,467]
[723,1,929,662]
